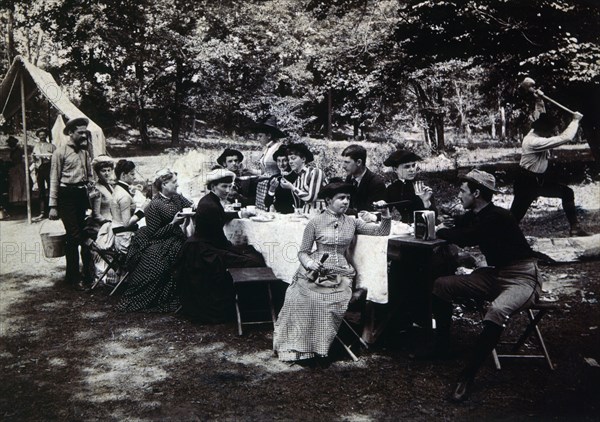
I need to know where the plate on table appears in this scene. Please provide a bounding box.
[179,211,196,217]
[249,215,275,223]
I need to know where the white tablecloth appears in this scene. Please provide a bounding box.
[223,214,412,304]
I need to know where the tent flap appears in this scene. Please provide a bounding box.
[1,55,106,156]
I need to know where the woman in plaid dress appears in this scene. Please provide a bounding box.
[273,181,391,362]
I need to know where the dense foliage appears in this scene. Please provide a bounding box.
[1,0,598,155]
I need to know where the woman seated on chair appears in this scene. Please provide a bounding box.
[88,156,120,282]
[176,168,266,323]
[117,169,192,312]
[112,159,149,252]
[263,145,297,214]
[273,181,391,363]
[89,155,119,229]
[278,142,325,213]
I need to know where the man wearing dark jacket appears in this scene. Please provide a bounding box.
[341,144,386,214]
[427,169,540,403]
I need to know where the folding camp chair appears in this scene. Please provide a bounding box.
[88,239,129,296]
[470,299,559,371]
[491,301,559,370]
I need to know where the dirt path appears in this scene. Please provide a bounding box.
[1,178,599,420]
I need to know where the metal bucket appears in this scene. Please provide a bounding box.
[40,220,67,258]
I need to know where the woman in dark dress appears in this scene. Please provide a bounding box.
[176,169,265,322]
[264,145,297,214]
[117,169,192,312]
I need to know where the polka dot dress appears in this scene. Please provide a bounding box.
[117,193,192,313]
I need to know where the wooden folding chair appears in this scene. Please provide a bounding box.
[228,267,279,336]
[491,301,559,370]
[88,240,129,296]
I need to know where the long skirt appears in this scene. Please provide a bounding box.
[273,271,352,361]
[117,227,185,313]
[176,237,266,323]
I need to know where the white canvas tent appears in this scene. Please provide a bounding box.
[0,55,106,223]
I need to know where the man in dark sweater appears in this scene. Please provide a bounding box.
[429,169,540,402]
[341,144,386,214]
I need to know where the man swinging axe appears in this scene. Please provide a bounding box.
[510,77,589,236]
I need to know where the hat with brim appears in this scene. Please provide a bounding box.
[272,145,289,161]
[91,155,114,167]
[318,181,355,200]
[383,149,422,167]
[256,116,286,139]
[63,117,89,135]
[216,148,244,167]
[459,169,502,193]
[531,113,553,132]
[36,128,49,138]
[287,142,314,163]
[206,168,236,186]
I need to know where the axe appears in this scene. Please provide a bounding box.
[520,77,580,116]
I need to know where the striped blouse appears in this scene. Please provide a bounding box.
[292,166,325,210]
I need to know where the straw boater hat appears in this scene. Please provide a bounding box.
[206,168,236,186]
[383,149,422,167]
[63,117,89,135]
[459,169,502,193]
[318,181,355,200]
[91,155,114,167]
[216,148,244,167]
[257,116,286,139]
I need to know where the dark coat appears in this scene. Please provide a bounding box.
[345,168,386,213]
[385,179,436,224]
[194,191,239,248]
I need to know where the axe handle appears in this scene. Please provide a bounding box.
[534,90,577,115]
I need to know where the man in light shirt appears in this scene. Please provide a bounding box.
[510,112,588,236]
[48,117,94,289]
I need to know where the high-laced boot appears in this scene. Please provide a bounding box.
[451,321,503,402]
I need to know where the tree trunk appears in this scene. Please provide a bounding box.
[327,89,333,139]
[7,5,15,64]
[500,106,506,141]
[170,58,183,146]
[135,61,150,148]
[490,113,496,139]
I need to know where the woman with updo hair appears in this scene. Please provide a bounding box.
[117,168,193,312]
[273,181,391,364]
[90,155,119,227]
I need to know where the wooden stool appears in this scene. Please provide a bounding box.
[228,267,279,336]
[492,301,559,370]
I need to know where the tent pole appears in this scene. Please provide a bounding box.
[20,70,32,224]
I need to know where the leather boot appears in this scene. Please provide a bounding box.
[451,321,503,402]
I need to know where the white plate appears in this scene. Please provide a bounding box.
[249,215,275,222]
